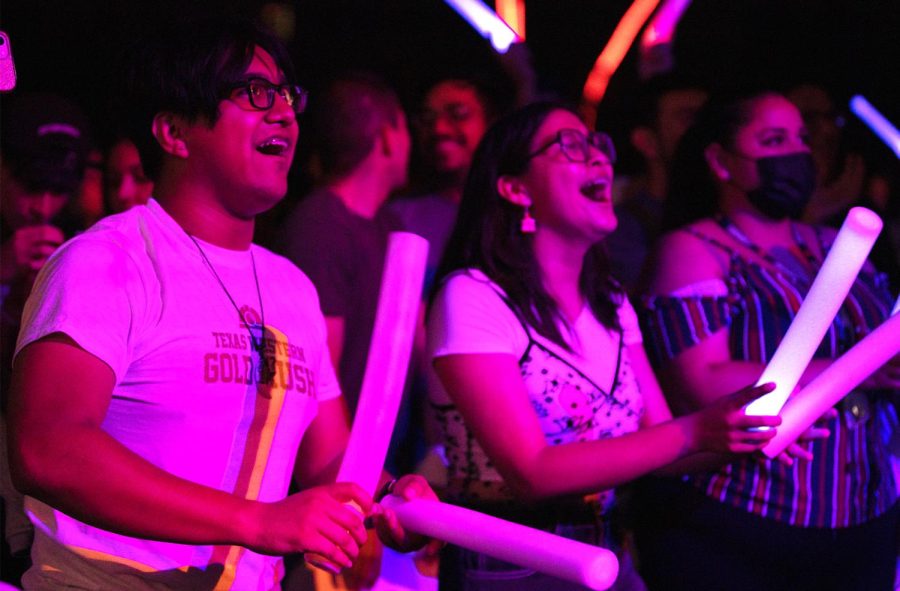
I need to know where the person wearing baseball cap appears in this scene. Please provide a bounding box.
[1,91,91,586]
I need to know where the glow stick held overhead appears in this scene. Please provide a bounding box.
[582,0,660,107]
[381,496,619,591]
[638,0,691,78]
[850,95,900,159]
[444,0,520,54]
[763,311,900,458]
[744,207,883,418]
[640,0,691,48]
[336,232,428,495]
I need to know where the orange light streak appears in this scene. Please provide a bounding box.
[496,0,526,40]
[582,0,660,107]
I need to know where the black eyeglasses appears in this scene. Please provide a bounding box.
[527,129,616,164]
[226,78,309,115]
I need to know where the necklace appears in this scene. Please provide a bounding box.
[187,234,273,384]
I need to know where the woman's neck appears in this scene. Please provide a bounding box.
[533,231,588,323]
[722,202,795,251]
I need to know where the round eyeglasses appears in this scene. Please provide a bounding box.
[226,77,309,115]
[527,129,616,164]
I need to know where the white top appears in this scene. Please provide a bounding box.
[427,270,645,508]
[16,199,340,590]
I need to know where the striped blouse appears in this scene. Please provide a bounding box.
[640,224,897,528]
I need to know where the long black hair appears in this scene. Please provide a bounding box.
[662,89,781,232]
[433,101,622,350]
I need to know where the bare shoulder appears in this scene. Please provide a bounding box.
[648,219,725,293]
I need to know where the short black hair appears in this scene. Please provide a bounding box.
[627,72,708,131]
[120,16,296,181]
[309,72,403,177]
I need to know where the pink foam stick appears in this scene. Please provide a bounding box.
[336,232,428,495]
[745,207,882,418]
[763,311,900,458]
[381,496,619,590]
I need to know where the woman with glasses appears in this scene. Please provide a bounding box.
[635,90,899,590]
[426,102,798,591]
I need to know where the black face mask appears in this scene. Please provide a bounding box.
[745,152,816,220]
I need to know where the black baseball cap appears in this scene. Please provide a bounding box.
[1,91,91,194]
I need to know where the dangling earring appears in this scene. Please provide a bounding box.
[520,206,536,234]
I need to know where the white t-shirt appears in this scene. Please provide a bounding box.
[427,270,644,507]
[16,199,340,590]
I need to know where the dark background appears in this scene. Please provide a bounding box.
[2,0,899,159]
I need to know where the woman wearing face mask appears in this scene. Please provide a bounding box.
[635,90,900,590]
[425,102,816,591]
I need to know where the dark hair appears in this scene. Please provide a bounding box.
[434,101,622,349]
[629,72,708,131]
[309,72,403,177]
[417,72,512,124]
[121,16,296,181]
[662,89,781,231]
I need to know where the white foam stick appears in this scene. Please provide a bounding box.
[850,95,900,159]
[381,496,619,591]
[763,311,900,458]
[892,294,900,316]
[444,0,519,53]
[336,232,429,495]
[744,207,883,417]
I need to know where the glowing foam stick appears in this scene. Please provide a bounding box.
[744,207,883,418]
[336,232,429,495]
[381,496,619,590]
[850,95,900,159]
[640,0,691,47]
[496,0,525,40]
[893,295,900,316]
[638,0,691,78]
[763,311,900,458]
[444,0,520,54]
[582,0,660,107]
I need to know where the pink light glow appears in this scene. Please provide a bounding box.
[444,0,520,54]
[381,496,619,590]
[850,95,900,159]
[640,0,691,47]
[763,311,900,458]
[744,207,882,418]
[336,232,428,495]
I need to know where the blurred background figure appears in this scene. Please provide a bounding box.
[786,82,864,226]
[605,73,708,294]
[388,76,499,284]
[0,90,90,588]
[275,72,424,591]
[103,137,153,214]
[786,82,900,290]
[69,147,105,230]
[636,89,899,591]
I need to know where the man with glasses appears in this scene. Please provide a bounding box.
[7,17,432,590]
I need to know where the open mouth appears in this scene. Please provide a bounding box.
[580,178,610,202]
[256,137,290,156]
